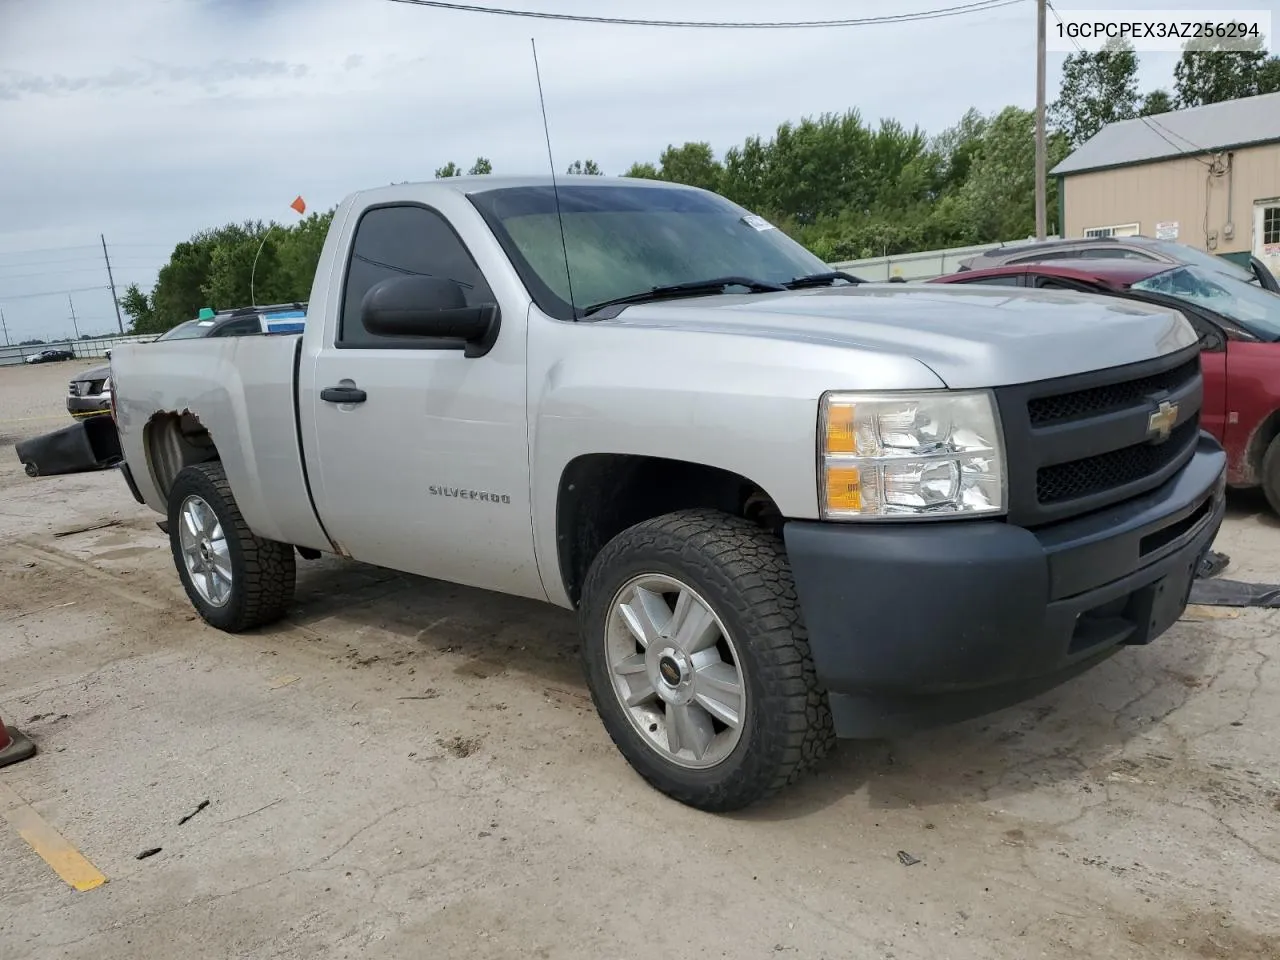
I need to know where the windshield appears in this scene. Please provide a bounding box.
[155,318,218,340]
[1139,239,1259,285]
[1132,265,1280,339]
[468,184,831,319]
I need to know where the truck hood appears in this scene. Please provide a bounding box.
[599,283,1197,389]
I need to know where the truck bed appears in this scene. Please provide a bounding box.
[110,333,331,552]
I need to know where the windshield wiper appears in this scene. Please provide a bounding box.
[784,271,865,289]
[583,276,787,315]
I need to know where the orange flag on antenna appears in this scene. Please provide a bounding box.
[290,195,307,215]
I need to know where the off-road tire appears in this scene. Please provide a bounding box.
[579,508,835,812]
[167,462,295,632]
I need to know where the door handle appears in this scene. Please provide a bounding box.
[321,385,367,404]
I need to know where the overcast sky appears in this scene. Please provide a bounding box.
[1,0,1276,343]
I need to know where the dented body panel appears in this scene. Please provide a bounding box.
[111,334,331,552]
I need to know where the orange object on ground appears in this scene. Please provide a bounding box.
[0,712,36,769]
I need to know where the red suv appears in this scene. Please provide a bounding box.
[931,259,1280,512]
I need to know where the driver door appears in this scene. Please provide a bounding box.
[301,203,543,600]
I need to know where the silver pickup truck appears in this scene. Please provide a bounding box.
[108,175,1227,811]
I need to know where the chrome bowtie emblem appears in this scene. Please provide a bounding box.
[1147,400,1178,443]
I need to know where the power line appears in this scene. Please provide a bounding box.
[0,254,159,269]
[1138,115,1215,167]
[1045,0,1084,54]
[384,0,1028,29]
[0,265,159,281]
[0,284,111,302]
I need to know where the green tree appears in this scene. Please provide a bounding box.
[1140,89,1175,116]
[1049,38,1139,146]
[566,159,603,175]
[621,161,659,179]
[957,106,1071,242]
[1175,33,1280,106]
[435,162,462,178]
[655,142,722,192]
[468,157,493,175]
[119,283,154,333]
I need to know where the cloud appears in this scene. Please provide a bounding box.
[1,0,1273,343]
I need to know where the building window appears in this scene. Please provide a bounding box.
[1083,223,1140,239]
[1265,206,1280,246]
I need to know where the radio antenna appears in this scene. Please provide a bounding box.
[530,38,578,318]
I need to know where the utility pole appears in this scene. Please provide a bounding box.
[0,308,9,347]
[68,295,81,340]
[1035,0,1047,241]
[101,234,125,334]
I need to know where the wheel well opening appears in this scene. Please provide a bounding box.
[555,454,782,607]
[144,411,220,500]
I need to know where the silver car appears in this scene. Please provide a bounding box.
[958,235,1279,292]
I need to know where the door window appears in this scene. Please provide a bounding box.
[213,318,261,337]
[1078,247,1155,260]
[1034,276,1090,292]
[338,204,494,348]
[954,274,1023,286]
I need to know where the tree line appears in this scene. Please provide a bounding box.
[120,35,1279,335]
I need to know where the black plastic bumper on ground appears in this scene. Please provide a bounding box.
[784,436,1227,739]
[14,416,124,478]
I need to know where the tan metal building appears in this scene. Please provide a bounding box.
[1052,91,1280,279]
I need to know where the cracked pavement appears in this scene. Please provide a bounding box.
[2,361,1279,959]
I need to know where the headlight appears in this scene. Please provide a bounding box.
[818,390,1006,519]
[102,377,112,392]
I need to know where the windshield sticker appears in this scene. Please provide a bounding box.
[741,214,775,232]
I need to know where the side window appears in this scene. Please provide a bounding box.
[1010,250,1077,264]
[1180,310,1226,352]
[958,275,1023,286]
[214,318,261,337]
[339,205,494,348]
[1079,247,1155,261]
[1034,276,1088,292]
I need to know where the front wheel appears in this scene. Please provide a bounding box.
[167,462,296,632]
[579,509,834,812]
[1262,435,1280,517]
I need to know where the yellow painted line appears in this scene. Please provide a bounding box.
[0,782,107,891]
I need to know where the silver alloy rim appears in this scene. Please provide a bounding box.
[178,494,232,607]
[605,574,747,769]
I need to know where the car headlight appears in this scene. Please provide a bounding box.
[102,377,112,392]
[818,390,1006,519]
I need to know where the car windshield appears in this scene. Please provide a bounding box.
[1138,239,1259,285]
[155,318,218,340]
[1132,265,1280,339]
[468,183,832,319]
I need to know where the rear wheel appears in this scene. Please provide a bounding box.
[579,509,834,812]
[167,462,295,632]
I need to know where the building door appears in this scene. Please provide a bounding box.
[1255,200,1280,280]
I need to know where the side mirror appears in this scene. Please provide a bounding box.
[361,275,500,357]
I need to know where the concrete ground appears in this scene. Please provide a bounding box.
[1,359,1279,960]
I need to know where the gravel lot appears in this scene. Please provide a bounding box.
[2,359,1279,959]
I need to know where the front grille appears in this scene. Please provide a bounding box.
[994,346,1204,527]
[1037,417,1198,504]
[1028,358,1199,426]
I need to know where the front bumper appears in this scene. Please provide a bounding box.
[784,434,1227,738]
[67,395,111,417]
